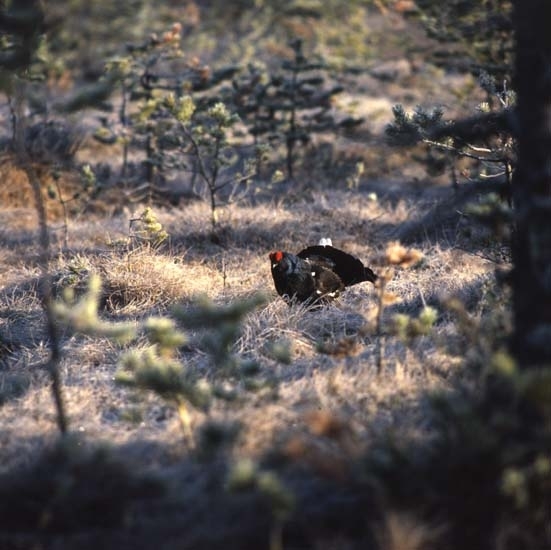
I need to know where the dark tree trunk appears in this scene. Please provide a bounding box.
[511,0,551,365]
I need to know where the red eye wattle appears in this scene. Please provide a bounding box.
[270,251,284,263]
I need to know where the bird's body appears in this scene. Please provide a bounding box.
[269,244,377,304]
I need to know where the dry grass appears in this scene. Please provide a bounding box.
[95,248,220,312]
[0,6,518,548]
[0,179,502,475]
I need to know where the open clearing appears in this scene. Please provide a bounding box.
[0,5,512,548]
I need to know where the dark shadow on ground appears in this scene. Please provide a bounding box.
[0,432,378,550]
[164,180,509,263]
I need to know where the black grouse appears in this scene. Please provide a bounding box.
[269,242,377,304]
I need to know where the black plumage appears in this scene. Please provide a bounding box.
[297,245,377,286]
[269,244,377,304]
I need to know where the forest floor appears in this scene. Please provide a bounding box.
[0,5,511,549]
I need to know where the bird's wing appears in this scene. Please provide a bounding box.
[298,245,377,286]
[311,264,344,298]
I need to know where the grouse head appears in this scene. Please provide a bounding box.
[269,250,285,267]
[269,251,294,277]
[269,242,377,305]
[269,250,304,297]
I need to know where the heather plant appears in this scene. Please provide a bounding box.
[0,437,164,534]
[40,163,99,250]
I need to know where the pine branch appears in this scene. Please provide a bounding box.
[427,109,513,143]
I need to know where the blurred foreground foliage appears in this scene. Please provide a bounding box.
[53,270,268,442]
[0,438,163,532]
[367,356,550,549]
